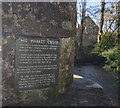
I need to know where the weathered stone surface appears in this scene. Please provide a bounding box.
[2,2,76,106]
[12,2,76,37]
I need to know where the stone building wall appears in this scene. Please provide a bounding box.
[2,2,76,106]
[83,16,99,46]
[75,15,98,60]
[76,15,99,47]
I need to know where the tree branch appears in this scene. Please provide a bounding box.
[104,16,117,34]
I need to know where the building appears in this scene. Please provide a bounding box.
[75,15,99,60]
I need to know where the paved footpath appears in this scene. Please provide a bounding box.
[60,75,113,106]
[74,65,119,106]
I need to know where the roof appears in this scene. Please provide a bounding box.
[78,15,99,29]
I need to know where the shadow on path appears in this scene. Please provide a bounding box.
[74,65,118,106]
[61,75,112,106]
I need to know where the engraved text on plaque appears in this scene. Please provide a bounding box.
[15,36,60,91]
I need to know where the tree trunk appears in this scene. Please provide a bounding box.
[79,0,86,56]
[118,1,120,44]
[97,0,105,43]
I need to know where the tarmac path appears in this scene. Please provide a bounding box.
[74,64,119,106]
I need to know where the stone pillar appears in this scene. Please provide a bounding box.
[2,2,76,106]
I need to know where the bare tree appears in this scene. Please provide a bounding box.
[79,0,86,54]
[97,0,105,43]
[75,0,86,60]
[117,1,120,44]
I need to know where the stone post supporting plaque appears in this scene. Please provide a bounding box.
[2,2,76,106]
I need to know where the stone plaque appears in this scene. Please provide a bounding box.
[15,36,60,91]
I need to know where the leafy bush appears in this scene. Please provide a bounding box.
[74,42,105,65]
[94,33,117,53]
[100,46,120,86]
[94,33,120,86]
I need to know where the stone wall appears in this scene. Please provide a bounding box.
[76,15,99,47]
[2,2,76,106]
[83,16,99,46]
[75,15,98,60]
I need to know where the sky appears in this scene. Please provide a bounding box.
[76,0,118,27]
[76,0,100,26]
